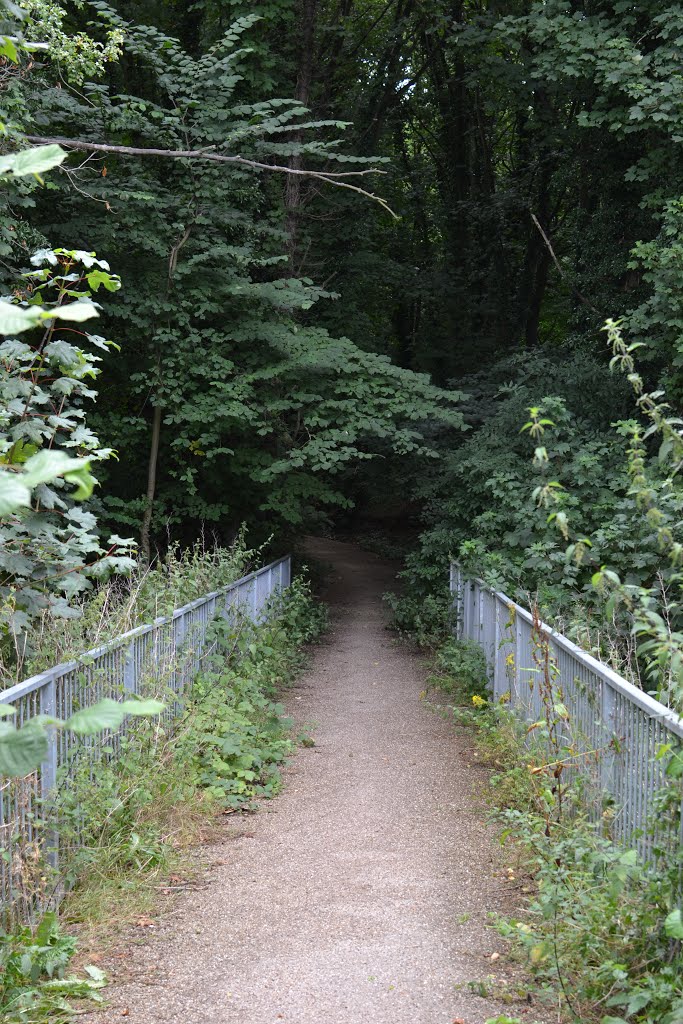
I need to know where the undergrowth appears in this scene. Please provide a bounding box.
[2,570,327,1021]
[4,528,255,684]
[0,913,106,1023]
[428,634,683,1024]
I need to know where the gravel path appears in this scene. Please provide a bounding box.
[87,538,534,1024]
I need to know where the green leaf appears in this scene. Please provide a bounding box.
[86,268,121,293]
[120,699,165,717]
[22,451,91,489]
[66,697,164,734]
[63,462,96,500]
[664,908,683,939]
[0,145,66,179]
[0,722,49,777]
[43,300,99,323]
[0,36,19,62]
[0,473,31,515]
[83,964,107,985]
[0,302,42,335]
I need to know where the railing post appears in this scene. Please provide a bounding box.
[493,599,501,699]
[40,676,58,797]
[40,676,59,870]
[123,642,136,695]
[513,613,522,708]
[174,613,187,693]
[600,681,617,798]
[457,565,464,640]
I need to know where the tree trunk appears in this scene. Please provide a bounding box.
[139,226,192,560]
[140,402,162,564]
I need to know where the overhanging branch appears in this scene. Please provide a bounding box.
[25,134,398,217]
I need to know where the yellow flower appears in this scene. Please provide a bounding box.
[471,694,488,707]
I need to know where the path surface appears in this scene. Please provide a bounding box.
[89,539,530,1024]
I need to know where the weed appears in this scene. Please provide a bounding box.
[0,913,105,1022]
[427,637,489,702]
[420,613,683,1024]
[4,530,254,684]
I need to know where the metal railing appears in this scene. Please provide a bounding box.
[450,563,683,862]
[0,555,291,915]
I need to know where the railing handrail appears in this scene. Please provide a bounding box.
[451,562,683,739]
[0,555,290,705]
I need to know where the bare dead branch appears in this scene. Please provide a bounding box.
[531,213,602,316]
[25,135,397,217]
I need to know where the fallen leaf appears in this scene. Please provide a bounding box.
[136,917,154,928]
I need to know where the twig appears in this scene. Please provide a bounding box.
[530,213,603,316]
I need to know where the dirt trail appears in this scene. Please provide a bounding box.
[88,538,529,1024]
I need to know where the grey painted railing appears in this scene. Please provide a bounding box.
[450,563,683,862]
[0,555,291,915]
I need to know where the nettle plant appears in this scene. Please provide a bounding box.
[520,321,683,710]
[0,243,135,665]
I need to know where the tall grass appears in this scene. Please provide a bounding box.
[2,528,256,685]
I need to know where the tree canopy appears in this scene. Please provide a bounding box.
[4,0,683,703]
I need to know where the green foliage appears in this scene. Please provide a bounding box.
[0,529,252,685]
[0,247,136,662]
[497,814,683,1024]
[22,0,123,84]
[0,912,105,1022]
[10,5,462,548]
[427,637,489,701]
[433,628,683,1024]
[0,697,163,778]
[48,573,325,909]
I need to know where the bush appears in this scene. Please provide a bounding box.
[497,813,683,1024]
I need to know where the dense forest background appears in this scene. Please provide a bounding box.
[4,0,683,698]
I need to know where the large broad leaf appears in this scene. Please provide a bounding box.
[0,473,31,515]
[120,699,165,717]
[0,302,42,336]
[664,908,683,940]
[66,697,164,735]
[44,300,99,323]
[63,462,96,500]
[0,722,48,777]
[22,451,91,489]
[0,145,66,179]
